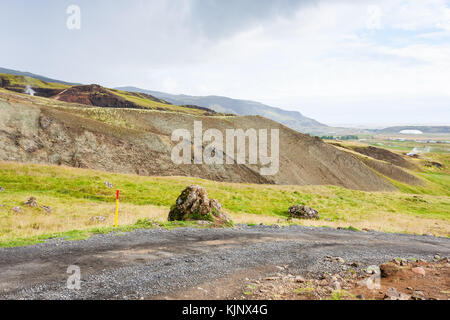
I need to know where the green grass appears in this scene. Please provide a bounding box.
[0,73,70,90]
[330,290,353,300]
[1,162,449,220]
[0,219,200,248]
[0,159,448,246]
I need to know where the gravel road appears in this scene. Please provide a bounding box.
[0,225,449,300]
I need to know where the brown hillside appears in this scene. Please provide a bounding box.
[0,90,398,191]
[351,146,414,169]
[53,84,165,109]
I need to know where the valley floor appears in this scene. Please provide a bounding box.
[0,160,449,248]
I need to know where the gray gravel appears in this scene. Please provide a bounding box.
[0,225,449,300]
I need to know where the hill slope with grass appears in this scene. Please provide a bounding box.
[0,73,71,97]
[0,67,79,85]
[52,84,214,114]
[0,161,448,247]
[0,88,403,191]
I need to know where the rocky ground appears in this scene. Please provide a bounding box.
[0,225,449,300]
[230,257,450,300]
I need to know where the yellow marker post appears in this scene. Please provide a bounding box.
[114,190,119,228]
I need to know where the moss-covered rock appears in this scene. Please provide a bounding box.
[168,185,231,227]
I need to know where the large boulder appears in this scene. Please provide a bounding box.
[288,205,319,220]
[168,185,231,226]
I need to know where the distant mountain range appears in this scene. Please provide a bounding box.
[116,87,337,135]
[0,67,353,135]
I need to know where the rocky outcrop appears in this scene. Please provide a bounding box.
[168,185,231,226]
[288,205,319,220]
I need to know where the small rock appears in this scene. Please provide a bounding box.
[385,287,400,300]
[380,263,399,278]
[399,293,411,300]
[412,290,426,300]
[11,206,23,213]
[350,262,359,267]
[196,220,213,226]
[384,288,409,300]
[356,294,365,300]
[407,287,413,291]
[411,267,426,277]
[434,254,441,260]
[423,233,433,237]
[319,279,328,286]
[400,258,408,266]
[41,205,52,214]
[295,276,305,283]
[24,197,38,207]
[272,224,281,229]
[336,257,345,263]
[419,259,427,263]
[104,181,114,189]
[331,281,341,290]
[275,266,285,271]
[366,267,376,275]
[90,216,106,222]
[288,204,319,220]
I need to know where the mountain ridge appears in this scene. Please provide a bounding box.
[116,86,330,135]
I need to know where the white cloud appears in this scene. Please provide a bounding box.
[1,0,449,125]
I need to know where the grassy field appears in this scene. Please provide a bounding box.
[0,157,449,247]
[0,73,70,90]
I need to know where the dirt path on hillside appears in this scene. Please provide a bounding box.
[0,225,449,300]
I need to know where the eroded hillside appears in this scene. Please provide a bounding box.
[0,89,415,191]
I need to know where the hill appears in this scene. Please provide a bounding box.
[0,72,70,97]
[0,88,401,191]
[0,68,352,135]
[53,84,215,114]
[116,86,340,135]
[372,126,450,134]
[0,67,79,85]
[0,73,214,116]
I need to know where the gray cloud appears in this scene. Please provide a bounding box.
[188,0,314,39]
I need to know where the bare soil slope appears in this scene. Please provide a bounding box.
[0,90,398,191]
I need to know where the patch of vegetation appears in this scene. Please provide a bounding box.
[294,287,315,295]
[342,226,361,232]
[331,290,352,300]
[0,218,199,248]
[0,160,448,244]
[0,73,69,90]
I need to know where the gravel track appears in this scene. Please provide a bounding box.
[0,225,449,300]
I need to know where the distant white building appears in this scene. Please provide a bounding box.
[399,130,423,135]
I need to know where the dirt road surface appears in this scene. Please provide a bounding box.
[0,225,449,300]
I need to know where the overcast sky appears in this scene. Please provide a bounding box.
[1,0,449,126]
